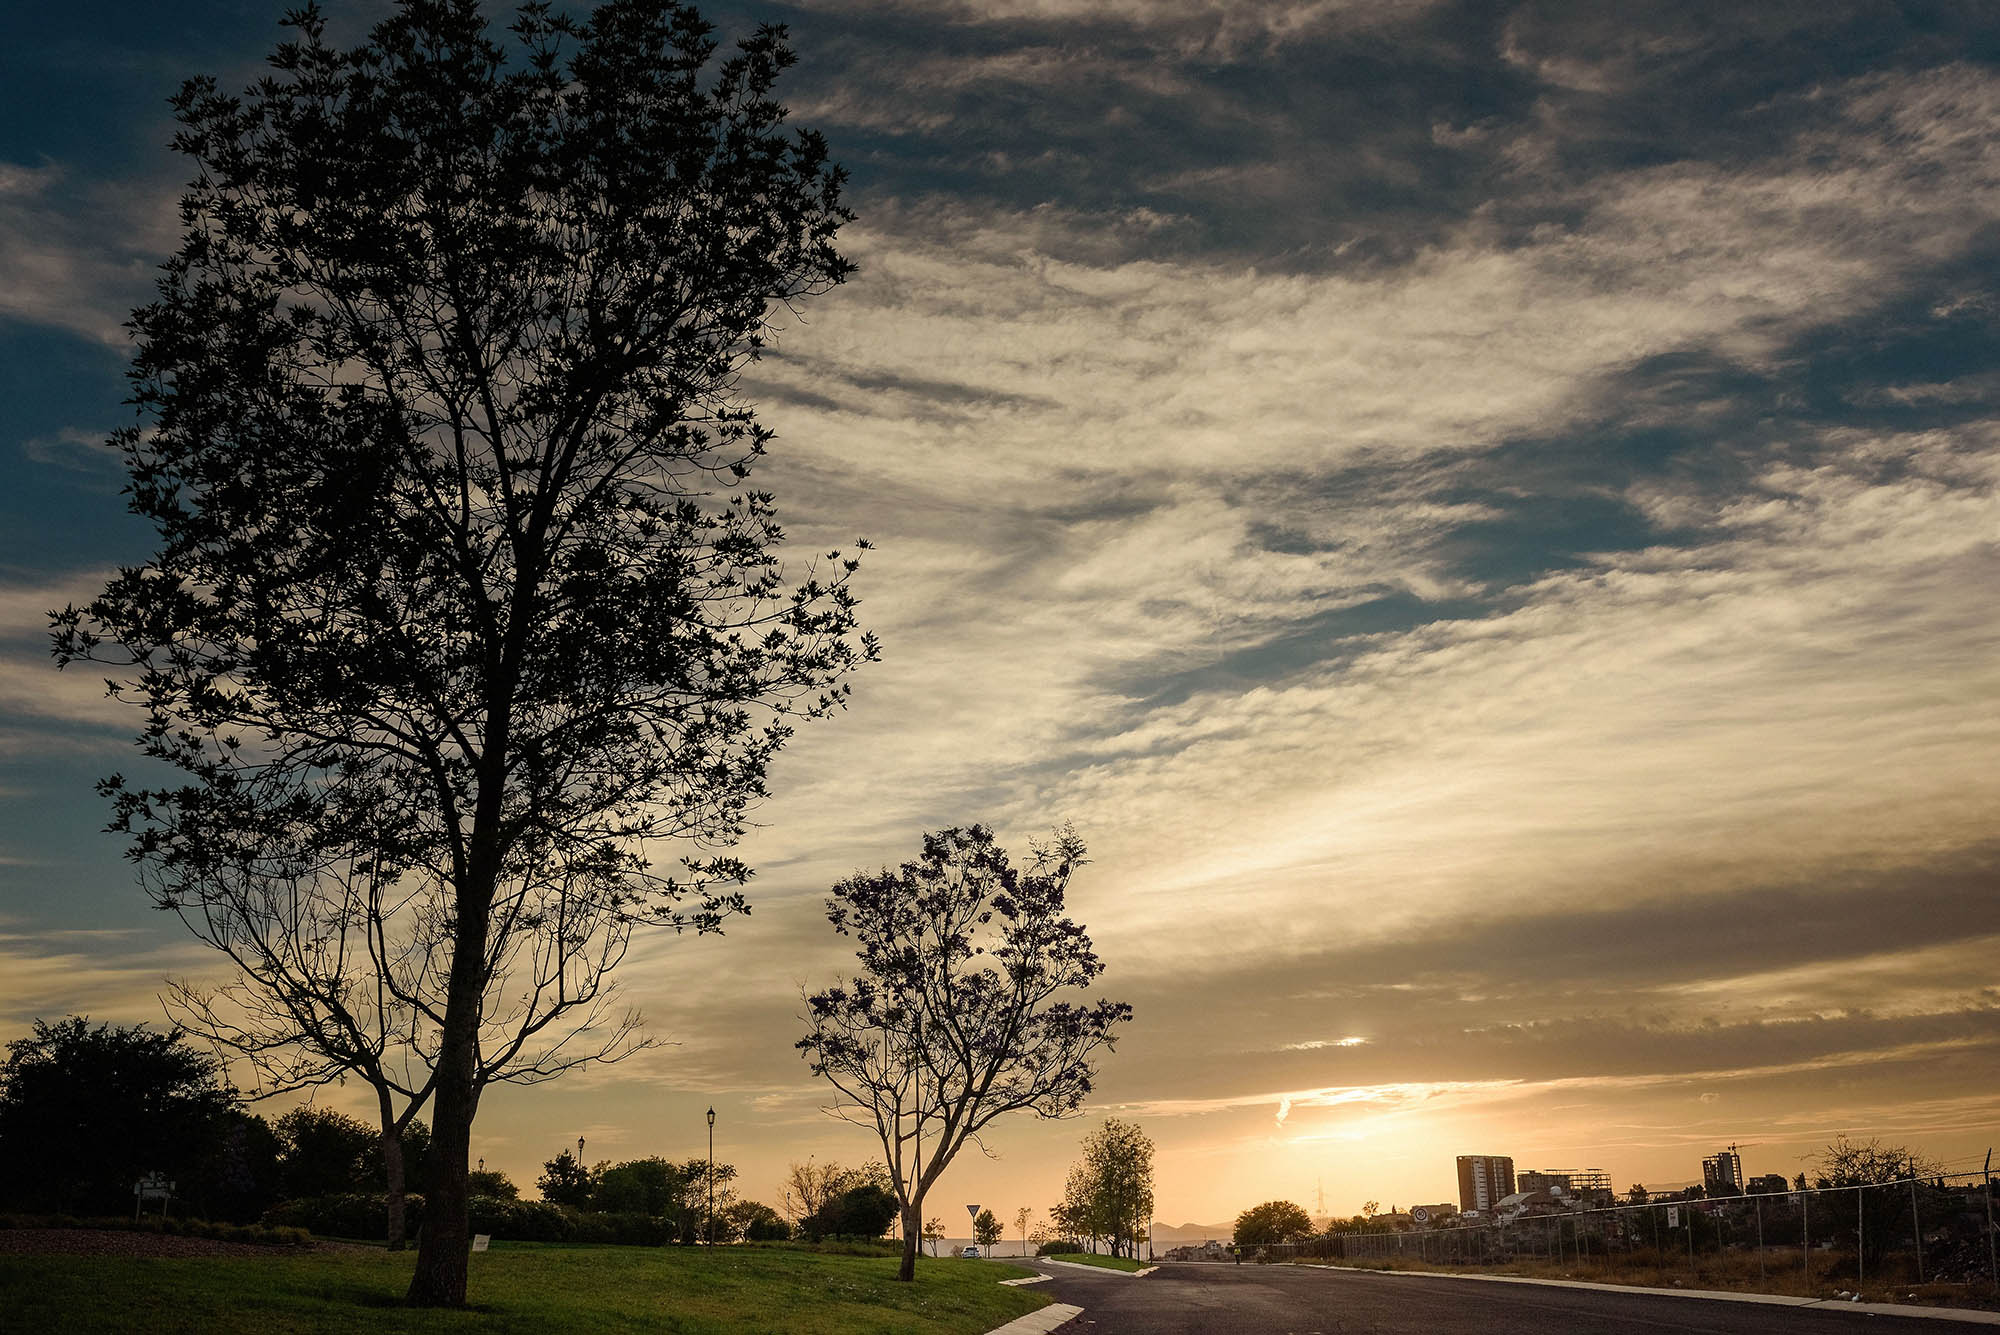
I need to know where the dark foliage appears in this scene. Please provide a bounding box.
[0,1017,238,1216]
[803,1183,898,1242]
[537,1149,595,1210]
[1234,1200,1315,1247]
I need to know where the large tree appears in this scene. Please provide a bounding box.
[798,825,1130,1281]
[52,0,867,1305]
[0,1017,238,1216]
[1234,1200,1315,1247]
[1063,1117,1153,1259]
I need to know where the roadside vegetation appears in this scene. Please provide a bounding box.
[0,1241,1050,1335]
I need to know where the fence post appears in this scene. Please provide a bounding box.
[1857,1185,1865,1290]
[1910,1177,1924,1283]
[1803,1188,1811,1290]
[1985,1150,1997,1294]
[1754,1195,1764,1283]
[1687,1202,1695,1276]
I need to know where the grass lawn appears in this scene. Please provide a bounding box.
[1046,1252,1146,1272]
[0,1241,1050,1334]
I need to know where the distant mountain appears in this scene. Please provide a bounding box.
[1151,1220,1236,1244]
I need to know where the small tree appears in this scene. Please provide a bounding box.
[799,824,1129,1281]
[537,1150,595,1209]
[1235,1200,1314,1247]
[807,1182,898,1240]
[273,1107,380,1199]
[1014,1205,1032,1258]
[1070,1118,1153,1258]
[1810,1136,1946,1268]
[974,1207,1003,1250]
[731,1200,789,1241]
[924,1216,945,1256]
[52,0,870,1305]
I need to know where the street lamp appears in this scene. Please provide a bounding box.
[706,1107,716,1247]
[577,1136,585,1162]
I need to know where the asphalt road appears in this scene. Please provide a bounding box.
[1016,1260,1989,1334]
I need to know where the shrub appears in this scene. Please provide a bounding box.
[262,1192,422,1239]
[0,1213,306,1245]
[1038,1238,1083,1256]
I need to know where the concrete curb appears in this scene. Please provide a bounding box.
[999,1274,1052,1286]
[1297,1263,2000,1325]
[981,1301,1082,1334]
[1039,1257,1155,1277]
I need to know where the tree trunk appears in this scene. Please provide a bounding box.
[405,860,494,1304]
[382,1123,407,1251]
[898,1202,920,1281]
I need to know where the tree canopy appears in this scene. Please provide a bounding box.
[1234,1200,1315,1247]
[1058,1118,1154,1258]
[53,0,868,1305]
[798,824,1130,1281]
[0,1017,238,1215]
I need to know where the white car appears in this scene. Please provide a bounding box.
[962,1246,981,1258]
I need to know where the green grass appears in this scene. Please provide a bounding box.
[0,1241,1051,1334]
[1047,1252,1146,1272]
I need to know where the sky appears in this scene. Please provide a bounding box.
[2,0,1998,1232]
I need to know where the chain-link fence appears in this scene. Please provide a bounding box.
[1224,1170,1999,1298]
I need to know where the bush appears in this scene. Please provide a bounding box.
[1038,1238,1083,1256]
[744,1213,791,1242]
[0,1213,307,1246]
[475,1197,585,1242]
[262,1192,420,1240]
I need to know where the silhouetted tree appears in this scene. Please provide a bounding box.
[729,1200,788,1241]
[798,825,1130,1281]
[467,1168,519,1200]
[52,0,868,1305]
[536,1149,595,1209]
[1810,1135,1946,1269]
[1234,1200,1314,1247]
[806,1182,898,1241]
[589,1156,681,1215]
[0,1017,239,1215]
[273,1106,378,1199]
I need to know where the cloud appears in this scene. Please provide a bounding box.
[0,163,176,345]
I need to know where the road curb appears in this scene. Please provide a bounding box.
[980,1302,1083,1334]
[1299,1263,2000,1324]
[1039,1257,1155,1277]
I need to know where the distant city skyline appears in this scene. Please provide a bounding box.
[3,0,1997,1225]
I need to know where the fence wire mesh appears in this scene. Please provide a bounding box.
[1198,1168,2000,1299]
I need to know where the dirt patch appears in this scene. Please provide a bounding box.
[0,1229,365,1260]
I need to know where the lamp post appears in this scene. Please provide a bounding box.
[706,1107,716,1247]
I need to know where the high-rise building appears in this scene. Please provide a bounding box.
[1702,1146,1743,1194]
[1456,1155,1516,1212]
